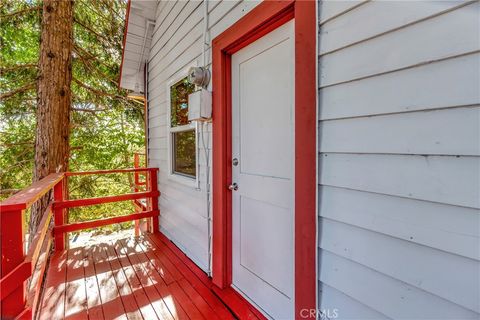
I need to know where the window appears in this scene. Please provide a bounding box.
[169,77,196,179]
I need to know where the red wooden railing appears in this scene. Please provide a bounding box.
[133,152,146,188]
[0,174,62,319]
[132,153,148,235]
[0,167,159,319]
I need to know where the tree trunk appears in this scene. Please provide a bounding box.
[31,0,73,234]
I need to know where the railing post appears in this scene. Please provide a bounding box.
[134,154,140,188]
[1,209,26,318]
[149,169,159,233]
[53,178,66,251]
[134,215,141,237]
[133,154,140,236]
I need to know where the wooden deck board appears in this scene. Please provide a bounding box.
[84,246,106,320]
[103,243,144,320]
[177,278,220,320]
[149,233,264,320]
[133,237,177,285]
[146,234,235,320]
[136,236,184,282]
[91,244,128,320]
[133,238,190,320]
[39,233,260,320]
[39,251,67,319]
[118,238,174,320]
[112,239,160,319]
[65,247,88,319]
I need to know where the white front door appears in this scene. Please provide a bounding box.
[231,20,295,319]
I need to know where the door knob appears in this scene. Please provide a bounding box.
[228,183,238,191]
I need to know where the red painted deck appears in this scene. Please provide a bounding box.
[38,232,264,320]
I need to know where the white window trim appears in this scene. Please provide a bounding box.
[166,67,199,188]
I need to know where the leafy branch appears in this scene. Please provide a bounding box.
[0,63,37,73]
[0,81,36,100]
[74,16,118,49]
[73,47,118,86]
[73,44,117,71]
[0,5,41,20]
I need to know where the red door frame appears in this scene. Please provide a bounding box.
[211,0,317,317]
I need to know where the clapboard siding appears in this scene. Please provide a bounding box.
[152,1,199,63]
[319,52,480,120]
[320,218,479,312]
[147,0,260,273]
[319,251,480,319]
[319,2,480,87]
[318,1,480,318]
[148,114,167,127]
[319,1,473,55]
[158,212,209,270]
[319,282,390,319]
[319,186,480,261]
[320,153,480,208]
[318,0,367,25]
[148,1,259,92]
[319,106,480,156]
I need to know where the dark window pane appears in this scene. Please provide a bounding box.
[173,130,196,177]
[170,77,196,127]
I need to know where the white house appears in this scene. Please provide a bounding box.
[120,1,480,319]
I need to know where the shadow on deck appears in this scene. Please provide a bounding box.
[0,169,265,320]
[39,232,261,320]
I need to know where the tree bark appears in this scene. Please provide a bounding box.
[31,0,74,234]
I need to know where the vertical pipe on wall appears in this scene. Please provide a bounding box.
[202,0,209,68]
[144,62,149,167]
[200,0,213,275]
[205,0,213,276]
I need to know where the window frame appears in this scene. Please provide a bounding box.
[166,68,199,188]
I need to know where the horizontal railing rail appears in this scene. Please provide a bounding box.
[64,167,154,176]
[53,210,159,234]
[0,167,160,319]
[53,190,159,209]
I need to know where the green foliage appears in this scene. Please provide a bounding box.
[169,77,196,177]
[68,173,136,232]
[0,0,145,230]
[170,77,195,127]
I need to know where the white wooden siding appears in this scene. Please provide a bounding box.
[318,1,480,319]
[318,0,367,25]
[319,283,390,320]
[319,2,480,87]
[319,106,480,156]
[319,251,479,319]
[147,0,261,272]
[319,53,480,120]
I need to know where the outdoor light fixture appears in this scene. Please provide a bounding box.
[127,83,145,100]
[127,91,145,100]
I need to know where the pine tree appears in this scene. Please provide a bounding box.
[31,0,74,230]
[1,0,145,234]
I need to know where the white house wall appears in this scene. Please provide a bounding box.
[317,1,480,319]
[147,0,261,273]
[143,0,480,316]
